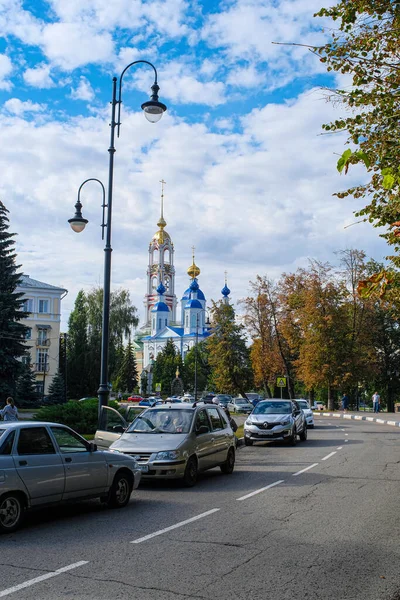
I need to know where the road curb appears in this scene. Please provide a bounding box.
[315,412,400,428]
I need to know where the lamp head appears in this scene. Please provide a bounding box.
[141,83,167,123]
[68,200,88,233]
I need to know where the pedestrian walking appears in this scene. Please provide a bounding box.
[372,391,380,413]
[0,397,18,421]
[341,393,350,413]
[117,391,122,402]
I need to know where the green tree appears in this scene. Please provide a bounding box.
[115,341,139,393]
[67,290,89,399]
[207,301,253,396]
[184,341,211,394]
[16,363,40,407]
[313,0,400,295]
[152,339,185,395]
[0,201,28,397]
[47,370,66,405]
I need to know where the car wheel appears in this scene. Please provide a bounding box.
[107,471,133,508]
[183,456,198,487]
[0,493,25,533]
[299,424,308,441]
[220,448,235,474]
[308,424,314,429]
[289,427,297,446]
[244,437,253,446]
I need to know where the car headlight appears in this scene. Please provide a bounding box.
[245,419,253,426]
[109,448,122,453]
[155,450,181,461]
[280,417,291,426]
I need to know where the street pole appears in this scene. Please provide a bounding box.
[194,313,199,401]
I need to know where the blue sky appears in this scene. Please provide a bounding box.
[0,0,388,329]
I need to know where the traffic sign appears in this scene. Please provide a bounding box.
[155,383,161,392]
[276,377,286,388]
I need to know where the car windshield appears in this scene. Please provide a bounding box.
[126,409,194,434]
[253,401,292,415]
[0,429,6,437]
[297,401,309,409]
[236,399,249,404]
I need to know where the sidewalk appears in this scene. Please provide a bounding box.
[315,410,400,428]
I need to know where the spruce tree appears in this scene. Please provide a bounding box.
[153,339,185,394]
[47,370,66,405]
[116,341,138,393]
[16,363,40,407]
[67,290,89,399]
[0,201,28,397]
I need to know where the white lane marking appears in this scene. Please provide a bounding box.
[236,480,284,501]
[322,451,337,461]
[0,561,88,598]
[345,433,349,436]
[130,509,220,544]
[341,429,345,431]
[327,422,332,425]
[345,439,349,442]
[293,463,318,477]
[337,446,343,450]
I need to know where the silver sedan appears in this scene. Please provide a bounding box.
[0,422,141,533]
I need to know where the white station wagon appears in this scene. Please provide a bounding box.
[0,422,141,533]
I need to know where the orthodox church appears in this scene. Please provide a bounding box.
[138,185,231,387]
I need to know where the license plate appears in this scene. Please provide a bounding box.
[138,464,149,473]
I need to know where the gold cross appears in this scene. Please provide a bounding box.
[192,245,195,262]
[224,270,228,284]
[159,180,166,218]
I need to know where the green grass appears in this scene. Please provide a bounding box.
[235,424,244,439]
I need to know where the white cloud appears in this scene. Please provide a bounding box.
[227,64,259,88]
[70,77,95,101]
[0,54,12,90]
[23,63,55,88]
[3,98,46,115]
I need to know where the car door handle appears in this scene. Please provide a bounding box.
[19,460,27,466]
[65,457,72,463]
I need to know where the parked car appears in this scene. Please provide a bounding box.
[201,393,216,403]
[213,394,232,408]
[165,396,183,403]
[227,398,253,414]
[296,399,314,428]
[0,422,141,533]
[99,403,236,487]
[311,402,326,411]
[126,395,143,403]
[182,393,195,402]
[95,405,147,448]
[244,393,263,406]
[244,399,307,446]
[139,397,159,407]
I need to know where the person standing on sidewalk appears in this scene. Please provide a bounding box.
[372,391,380,413]
[341,393,350,413]
[0,397,18,421]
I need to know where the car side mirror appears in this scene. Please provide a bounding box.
[196,425,209,435]
[112,425,125,433]
[88,442,97,452]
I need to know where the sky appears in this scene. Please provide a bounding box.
[0,0,388,331]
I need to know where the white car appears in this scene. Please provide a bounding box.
[296,399,314,428]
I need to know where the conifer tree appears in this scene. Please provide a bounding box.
[153,339,185,395]
[67,290,89,399]
[16,363,40,407]
[115,341,138,393]
[47,369,66,405]
[0,201,28,397]
[208,301,253,396]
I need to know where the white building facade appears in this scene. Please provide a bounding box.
[16,275,67,396]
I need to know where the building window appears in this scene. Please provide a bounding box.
[21,355,30,366]
[22,298,33,312]
[38,299,49,313]
[36,349,48,371]
[37,328,48,344]
[35,382,44,396]
[185,315,188,327]
[158,318,161,329]
[165,319,167,326]
[25,328,32,340]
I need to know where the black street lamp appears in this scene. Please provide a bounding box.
[68,61,167,417]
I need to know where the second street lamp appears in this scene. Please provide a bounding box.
[68,61,167,418]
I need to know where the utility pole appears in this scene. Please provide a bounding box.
[194,313,199,401]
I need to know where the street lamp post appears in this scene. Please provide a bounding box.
[68,61,167,417]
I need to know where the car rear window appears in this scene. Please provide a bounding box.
[297,401,309,409]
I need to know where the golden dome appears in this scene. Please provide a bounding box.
[152,228,171,244]
[187,260,200,279]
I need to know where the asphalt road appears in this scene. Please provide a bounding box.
[1,416,400,600]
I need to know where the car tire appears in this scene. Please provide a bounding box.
[220,448,235,474]
[244,437,253,446]
[0,492,25,533]
[289,427,297,446]
[107,471,133,509]
[308,424,314,429]
[299,425,308,441]
[183,456,198,487]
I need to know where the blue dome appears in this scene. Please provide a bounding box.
[221,284,231,297]
[181,288,191,301]
[190,279,199,291]
[182,287,205,301]
[151,301,170,313]
[156,282,166,295]
[185,299,202,309]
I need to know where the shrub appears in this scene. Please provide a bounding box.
[34,399,119,434]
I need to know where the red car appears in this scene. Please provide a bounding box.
[126,395,143,403]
